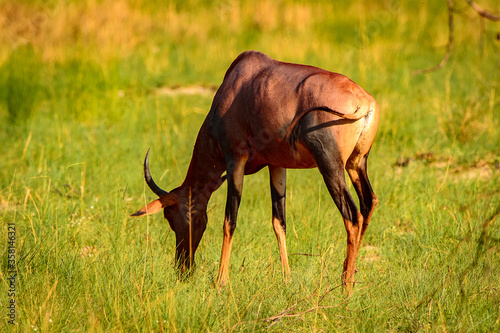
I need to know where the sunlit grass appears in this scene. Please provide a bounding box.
[1,0,499,331]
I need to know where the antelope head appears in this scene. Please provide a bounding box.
[130,150,209,274]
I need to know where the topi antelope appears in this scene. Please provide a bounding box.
[131,51,379,292]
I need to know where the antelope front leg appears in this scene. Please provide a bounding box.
[269,165,291,279]
[216,156,247,289]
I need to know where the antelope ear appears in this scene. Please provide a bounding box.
[130,194,178,217]
[130,199,163,217]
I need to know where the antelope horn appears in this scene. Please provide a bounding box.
[144,149,168,197]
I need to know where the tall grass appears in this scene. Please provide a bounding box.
[1,0,499,331]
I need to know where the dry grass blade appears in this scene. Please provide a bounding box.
[413,0,454,75]
[464,0,500,21]
[414,0,500,75]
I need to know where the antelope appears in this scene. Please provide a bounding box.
[131,51,379,292]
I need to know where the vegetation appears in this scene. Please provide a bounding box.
[1,0,499,331]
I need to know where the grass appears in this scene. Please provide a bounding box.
[1,0,499,331]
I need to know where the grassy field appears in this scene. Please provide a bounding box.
[1,0,499,331]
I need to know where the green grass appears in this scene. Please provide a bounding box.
[1,0,499,331]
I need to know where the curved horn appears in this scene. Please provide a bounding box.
[143,149,168,197]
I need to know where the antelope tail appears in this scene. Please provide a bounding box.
[285,105,372,141]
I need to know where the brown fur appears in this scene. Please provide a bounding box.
[132,51,379,293]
